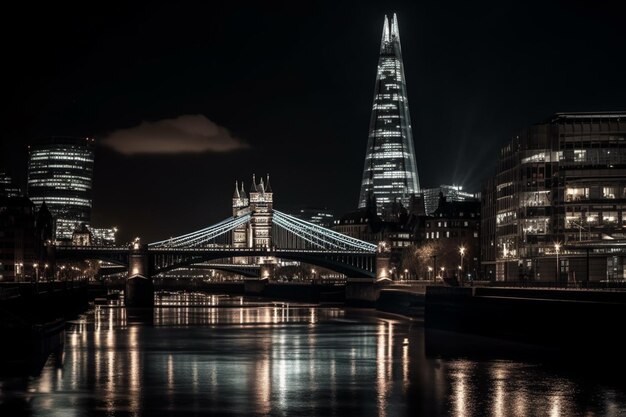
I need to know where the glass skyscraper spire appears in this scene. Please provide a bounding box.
[358,13,420,217]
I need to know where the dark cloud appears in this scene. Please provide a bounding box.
[101,115,249,155]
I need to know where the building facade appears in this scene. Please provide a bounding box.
[358,13,420,217]
[423,196,481,282]
[485,112,626,282]
[480,178,497,280]
[27,137,95,240]
[422,184,479,215]
[0,197,52,281]
[0,172,22,198]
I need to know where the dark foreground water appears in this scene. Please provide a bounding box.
[1,293,625,416]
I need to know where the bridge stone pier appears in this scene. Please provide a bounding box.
[345,244,392,306]
[126,240,154,308]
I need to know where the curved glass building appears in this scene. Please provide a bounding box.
[358,13,420,218]
[27,137,95,239]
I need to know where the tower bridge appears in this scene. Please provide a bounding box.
[52,175,387,306]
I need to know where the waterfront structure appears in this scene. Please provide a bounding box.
[422,184,480,215]
[483,112,626,282]
[27,137,95,240]
[0,172,22,197]
[54,177,379,301]
[358,13,420,218]
[290,207,335,228]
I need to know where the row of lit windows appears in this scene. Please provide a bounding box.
[375,94,405,102]
[366,151,410,160]
[497,210,517,225]
[30,155,93,163]
[566,186,626,201]
[372,142,403,149]
[30,150,92,157]
[29,164,92,170]
[427,220,474,228]
[426,231,479,239]
[28,178,91,188]
[50,174,92,181]
[30,196,92,207]
[372,103,398,111]
[566,211,626,226]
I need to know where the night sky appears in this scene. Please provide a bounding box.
[2,1,625,242]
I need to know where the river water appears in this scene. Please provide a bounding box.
[1,293,625,416]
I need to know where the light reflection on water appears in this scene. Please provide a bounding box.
[0,293,625,416]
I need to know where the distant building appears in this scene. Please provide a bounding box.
[422,185,479,215]
[0,172,22,198]
[89,226,118,246]
[290,207,335,228]
[358,13,420,218]
[424,194,481,281]
[72,223,92,246]
[483,112,626,282]
[0,197,52,281]
[27,136,95,240]
[332,204,414,250]
[332,209,384,244]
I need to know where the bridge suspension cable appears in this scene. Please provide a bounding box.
[272,210,377,252]
[149,214,251,248]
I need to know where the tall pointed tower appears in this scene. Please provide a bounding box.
[358,13,420,217]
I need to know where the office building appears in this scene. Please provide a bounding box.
[422,184,479,215]
[484,112,626,282]
[27,137,95,239]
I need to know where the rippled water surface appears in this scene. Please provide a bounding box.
[1,293,625,416]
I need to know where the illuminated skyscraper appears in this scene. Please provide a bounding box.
[27,137,95,239]
[358,13,420,218]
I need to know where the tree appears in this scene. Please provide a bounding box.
[399,241,444,279]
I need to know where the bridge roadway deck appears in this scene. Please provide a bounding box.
[56,246,375,255]
[55,245,377,278]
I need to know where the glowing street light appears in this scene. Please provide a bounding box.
[428,266,433,281]
[554,242,561,281]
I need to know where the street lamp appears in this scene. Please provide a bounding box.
[554,242,561,282]
[428,266,433,281]
[404,268,408,281]
[17,262,23,282]
[440,266,445,279]
[33,263,39,283]
[459,246,466,279]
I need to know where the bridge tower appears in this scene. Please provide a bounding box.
[232,181,249,248]
[125,238,154,308]
[249,174,273,249]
